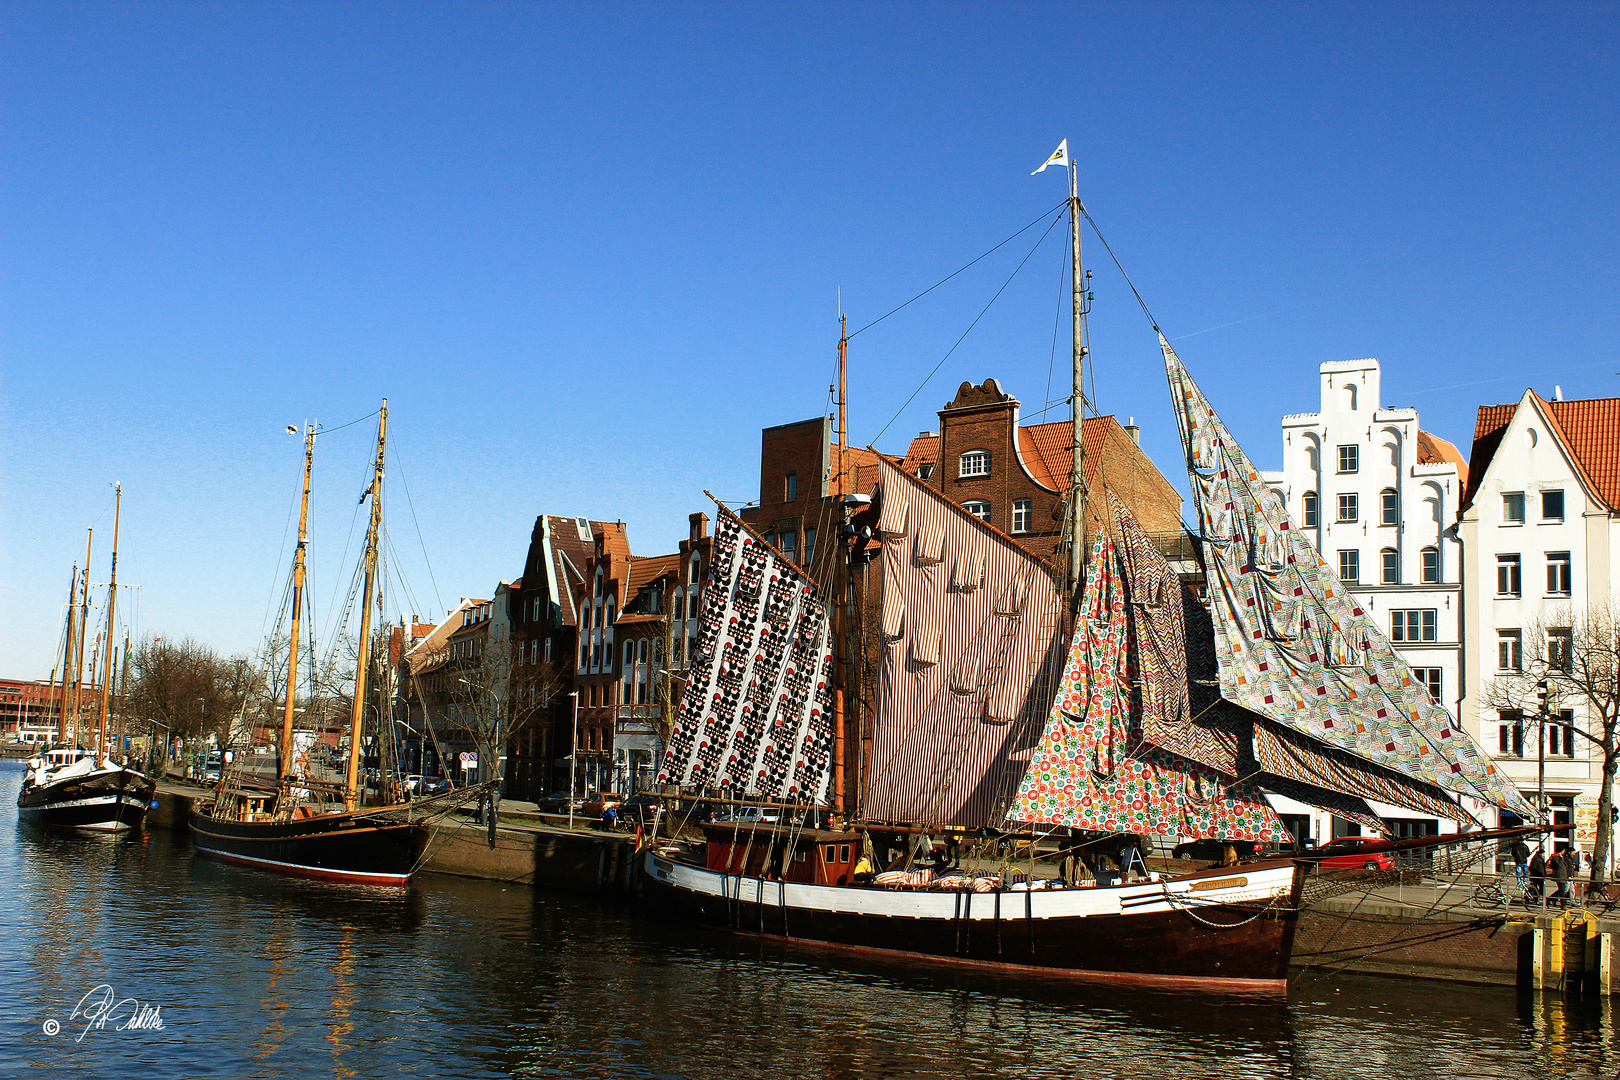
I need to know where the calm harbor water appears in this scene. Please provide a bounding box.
[0,758,1614,1080]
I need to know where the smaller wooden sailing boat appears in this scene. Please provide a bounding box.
[190,405,433,886]
[19,486,157,831]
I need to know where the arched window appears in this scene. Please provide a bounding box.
[963,499,991,522]
[959,449,991,478]
[623,640,634,668]
[689,552,701,586]
[1381,548,1399,585]
[1302,491,1318,527]
[1421,546,1440,584]
[673,587,685,625]
[593,566,604,600]
[1380,488,1399,526]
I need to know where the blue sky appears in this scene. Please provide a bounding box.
[3,3,1617,678]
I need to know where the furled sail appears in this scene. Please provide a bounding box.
[1161,336,1529,815]
[1009,526,1289,842]
[863,459,1065,828]
[657,509,837,803]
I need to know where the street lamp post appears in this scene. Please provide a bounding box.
[568,690,580,831]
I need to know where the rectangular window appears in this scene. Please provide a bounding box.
[1337,493,1358,522]
[1381,490,1399,526]
[802,527,815,566]
[1337,445,1359,473]
[1542,489,1565,521]
[1302,492,1318,527]
[1547,711,1576,758]
[1337,549,1360,583]
[1410,667,1442,701]
[785,473,797,502]
[1496,554,1521,597]
[1498,629,1522,672]
[1381,549,1399,585]
[1546,552,1571,595]
[1390,609,1437,642]
[779,531,797,563]
[1012,499,1032,533]
[1547,627,1573,673]
[1498,710,1524,757]
[1502,492,1525,524]
[1421,547,1440,584]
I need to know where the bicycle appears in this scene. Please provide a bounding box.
[1471,879,1508,907]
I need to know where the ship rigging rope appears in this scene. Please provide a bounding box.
[869,208,1068,446]
[847,200,1067,341]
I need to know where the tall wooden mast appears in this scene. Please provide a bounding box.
[344,401,387,811]
[1065,151,1090,608]
[280,425,316,783]
[95,484,122,757]
[55,564,78,746]
[70,532,93,749]
[832,315,848,817]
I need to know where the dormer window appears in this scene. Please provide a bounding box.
[959,450,991,478]
[917,463,934,481]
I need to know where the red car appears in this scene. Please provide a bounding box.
[1311,837,1397,871]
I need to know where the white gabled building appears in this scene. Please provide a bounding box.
[1458,390,1620,847]
[1263,357,1472,842]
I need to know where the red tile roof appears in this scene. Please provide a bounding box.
[1465,394,1620,511]
[1416,430,1468,488]
[902,415,1120,493]
[626,554,681,593]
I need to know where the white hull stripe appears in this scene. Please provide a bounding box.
[193,844,410,885]
[647,852,1293,920]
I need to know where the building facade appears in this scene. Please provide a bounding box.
[1459,390,1620,847]
[1264,358,1471,842]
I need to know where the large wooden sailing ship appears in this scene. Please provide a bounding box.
[640,144,1535,992]
[190,404,432,886]
[18,486,157,831]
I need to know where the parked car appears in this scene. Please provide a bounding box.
[1310,837,1396,871]
[581,792,625,819]
[1173,838,1258,862]
[617,793,664,827]
[201,753,224,786]
[417,775,451,796]
[717,805,781,826]
[537,791,582,814]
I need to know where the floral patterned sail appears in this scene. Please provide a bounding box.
[658,509,837,803]
[1161,335,1529,815]
[1008,527,1290,843]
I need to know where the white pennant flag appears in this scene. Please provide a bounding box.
[1031,139,1069,175]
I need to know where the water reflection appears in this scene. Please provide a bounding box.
[2,759,1617,1080]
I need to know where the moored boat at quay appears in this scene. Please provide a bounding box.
[641,145,1535,993]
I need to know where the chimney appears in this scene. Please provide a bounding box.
[1554,385,1564,402]
[689,511,709,542]
[919,430,937,439]
[1124,417,1140,446]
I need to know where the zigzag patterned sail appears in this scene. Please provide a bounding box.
[1009,526,1289,842]
[1160,335,1529,815]
[657,509,837,803]
[864,459,1065,828]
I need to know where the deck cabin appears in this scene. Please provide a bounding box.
[702,823,863,886]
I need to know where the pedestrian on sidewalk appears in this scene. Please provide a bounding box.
[1527,848,1547,906]
[1551,847,1574,907]
[1510,838,1530,890]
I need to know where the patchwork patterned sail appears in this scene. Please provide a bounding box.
[657,509,837,803]
[1009,528,1290,842]
[1161,335,1529,814]
[864,459,1065,828]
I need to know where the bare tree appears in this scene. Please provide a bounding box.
[125,634,255,759]
[408,637,563,788]
[1480,602,1620,883]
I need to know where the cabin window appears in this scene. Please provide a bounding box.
[839,844,851,862]
[824,845,836,863]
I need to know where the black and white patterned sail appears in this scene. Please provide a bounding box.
[657,509,837,804]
